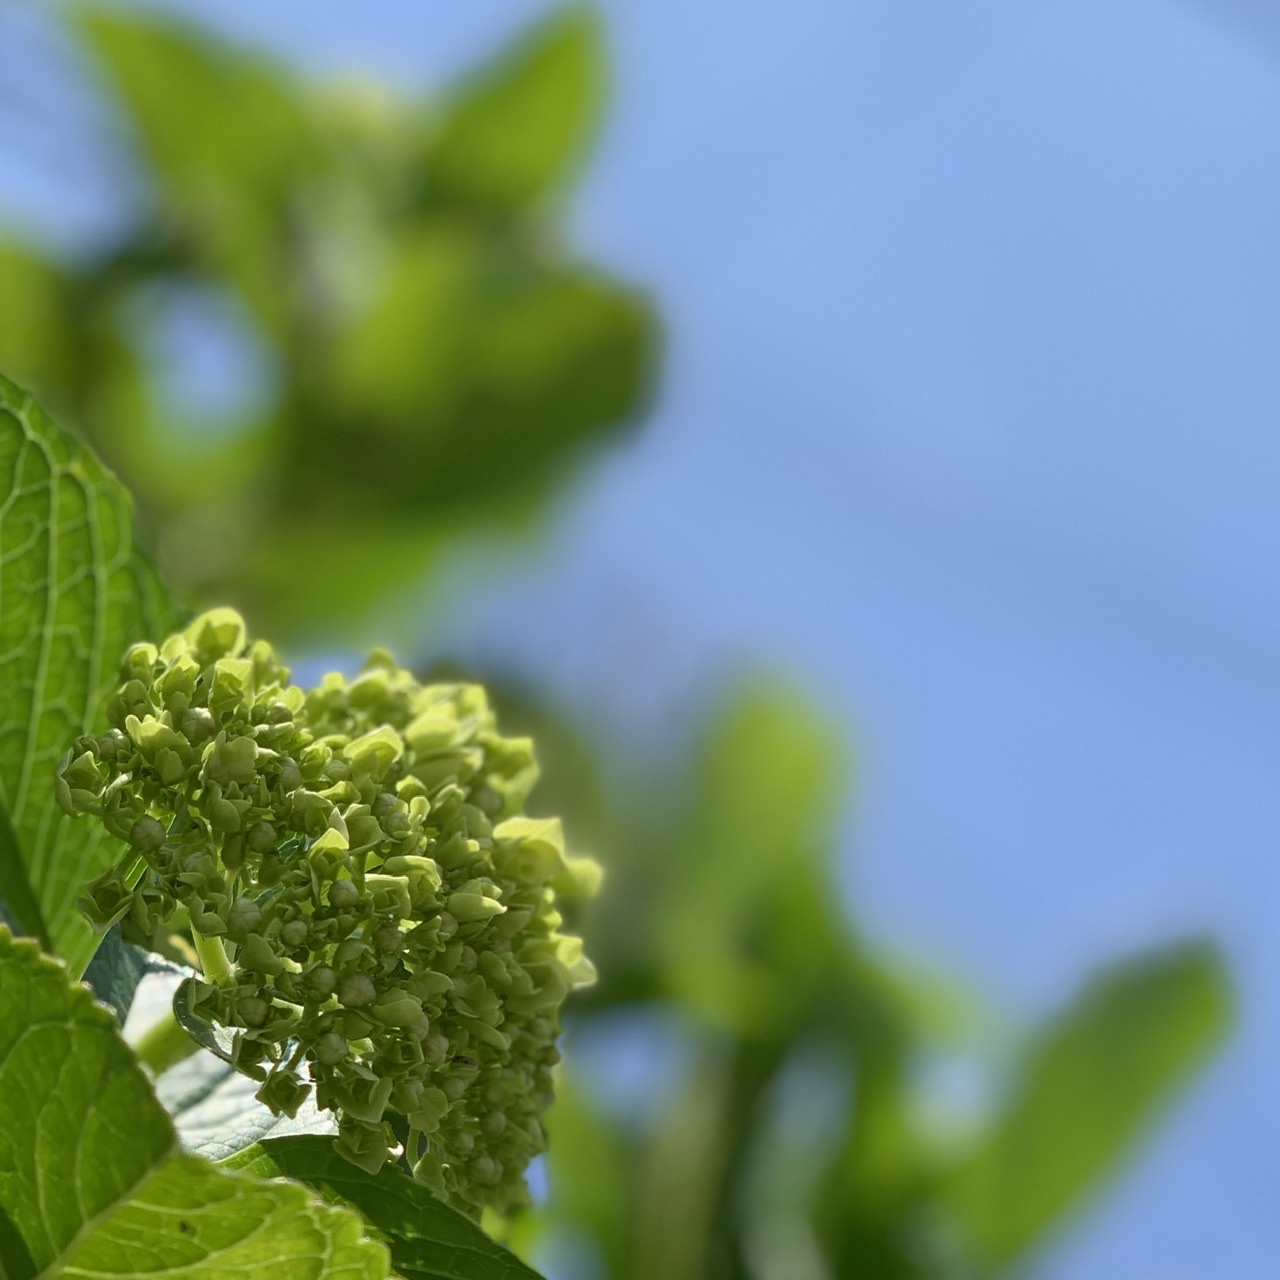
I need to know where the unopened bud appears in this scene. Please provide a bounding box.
[338,972,377,1008]
[129,815,167,852]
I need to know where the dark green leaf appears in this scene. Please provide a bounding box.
[81,925,187,1024]
[0,374,176,976]
[942,939,1232,1268]
[225,1135,544,1280]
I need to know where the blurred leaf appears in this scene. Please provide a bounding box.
[0,374,176,976]
[0,245,78,403]
[657,684,850,1034]
[322,226,656,514]
[540,1072,637,1278]
[424,6,604,215]
[75,6,323,332]
[225,1135,544,1280]
[942,939,1232,1269]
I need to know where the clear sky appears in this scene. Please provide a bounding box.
[2,1,1279,1274]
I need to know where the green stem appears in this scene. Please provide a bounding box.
[134,1009,200,1074]
[191,925,233,986]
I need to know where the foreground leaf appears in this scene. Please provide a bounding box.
[0,929,389,1279]
[0,374,176,975]
[226,1136,543,1280]
[942,939,1231,1268]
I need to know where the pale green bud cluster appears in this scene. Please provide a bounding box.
[57,608,598,1214]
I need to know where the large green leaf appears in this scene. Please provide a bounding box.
[941,939,1232,1269]
[0,374,176,975]
[225,1136,543,1280]
[423,6,603,215]
[0,929,390,1279]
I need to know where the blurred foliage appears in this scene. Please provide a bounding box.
[0,4,1233,1278]
[485,680,1231,1279]
[0,3,656,636]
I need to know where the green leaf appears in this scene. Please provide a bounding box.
[657,684,850,1034]
[159,1050,336,1164]
[82,925,185,1025]
[74,8,322,333]
[941,939,1232,1269]
[0,928,390,1279]
[424,6,604,214]
[225,1136,544,1280]
[325,228,656,514]
[0,373,176,976]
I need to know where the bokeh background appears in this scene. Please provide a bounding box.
[0,1,1275,1275]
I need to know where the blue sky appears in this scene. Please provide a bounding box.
[3,1,1279,1273]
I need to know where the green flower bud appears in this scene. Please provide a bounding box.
[121,641,159,683]
[338,972,377,1008]
[238,996,271,1028]
[303,964,338,1001]
[60,750,102,793]
[184,607,247,663]
[124,815,166,853]
[256,1073,311,1118]
[155,747,186,786]
[125,715,185,762]
[470,1154,502,1186]
[181,706,217,744]
[107,687,149,730]
[239,933,285,975]
[280,919,309,948]
[343,726,404,782]
[227,896,263,935]
[208,797,242,833]
[335,1118,392,1176]
[369,990,429,1038]
[365,874,411,918]
[204,734,258,787]
[194,911,228,936]
[421,1032,450,1065]
[447,890,506,924]
[328,879,360,911]
[342,1075,395,1125]
[314,1031,348,1065]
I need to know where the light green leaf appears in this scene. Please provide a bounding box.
[0,929,390,1279]
[942,939,1232,1269]
[424,6,603,214]
[225,1136,544,1280]
[0,374,176,976]
[74,8,322,333]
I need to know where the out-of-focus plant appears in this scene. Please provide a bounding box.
[0,5,1234,1279]
[0,2,656,635]
[483,682,1231,1279]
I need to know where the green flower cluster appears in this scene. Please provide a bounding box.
[57,608,598,1214]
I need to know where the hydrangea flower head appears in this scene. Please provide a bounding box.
[58,608,598,1215]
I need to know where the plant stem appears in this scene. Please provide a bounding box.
[191,925,233,986]
[134,1009,200,1074]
